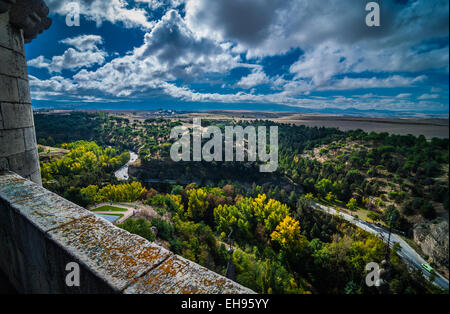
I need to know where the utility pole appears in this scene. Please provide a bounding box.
[385,214,396,261]
[225,229,236,281]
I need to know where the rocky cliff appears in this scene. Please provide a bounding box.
[413,218,449,278]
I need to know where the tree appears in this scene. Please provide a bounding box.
[186,188,209,221]
[325,192,337,203]
[346,198,358,211]
[367,211,380,223]
[315,178,333,197]
[118,218,155,242]
[253,194,290,233]
[270,216,307,253]
[214,197,253,241]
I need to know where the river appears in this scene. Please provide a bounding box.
[114,151,138,181]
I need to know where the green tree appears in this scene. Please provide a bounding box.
[346,198,358,211]
[186,188,209,221]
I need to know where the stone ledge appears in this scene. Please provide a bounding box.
[0,171,254,294]
[47,215,173,292]
[125,255,255,294]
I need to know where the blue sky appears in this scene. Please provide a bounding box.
[26,0,449,115]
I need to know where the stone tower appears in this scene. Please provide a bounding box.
[0,0,51,185]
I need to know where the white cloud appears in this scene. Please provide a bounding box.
[418,93,440,100]
[135,0,184,10]
[28,35,107,73]
[30,0,448,113]
[31,10,241,98]
[59,35,104,51]
[45,0,155,29]
[236,69,269,89]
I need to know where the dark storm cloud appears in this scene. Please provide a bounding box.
[186,0,449,57]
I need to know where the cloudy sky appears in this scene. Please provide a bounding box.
[26,0,449,114]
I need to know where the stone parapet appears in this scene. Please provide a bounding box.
[0,171,255,294]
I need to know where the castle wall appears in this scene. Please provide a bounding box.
[0,8,41,185]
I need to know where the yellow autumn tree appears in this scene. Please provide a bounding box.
[253,194,290,233]
[186,188,209,221]
[270,216,307,252]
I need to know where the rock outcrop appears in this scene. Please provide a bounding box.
[413,219,449,277]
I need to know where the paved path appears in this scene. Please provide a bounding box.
[90,203,138,224]
[313,202,449,290]
[115,151,138,181]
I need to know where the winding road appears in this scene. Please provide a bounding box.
[313,203,449,290]
[115,151,138,181]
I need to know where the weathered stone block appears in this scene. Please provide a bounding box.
[29,169,41,186]
[0,46,27,78]
[0,11,11,49]
[44,236,117,294]
[47,215,173,292]
[23,126,36,150]
[17,78,30,103]
[0,128,24,157]
[1,102,33,128]
[9,24,24,56]
[0,157,8,170]
[0,226,25,292]
[0,75,19,102]
[10,213,51,293]
[5,150,40,182]
[0,173,93,233]
[5,151,24,172]
[25,147,39,173]
[124,255,254,294]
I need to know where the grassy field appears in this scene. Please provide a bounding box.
[101,213,124,218]
[92,206,128,212]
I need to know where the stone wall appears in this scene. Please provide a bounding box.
[0,7,41,184]
[0,171,254,294]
